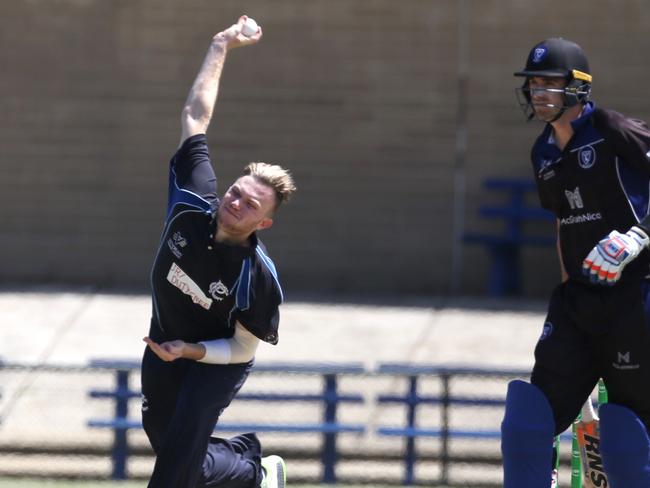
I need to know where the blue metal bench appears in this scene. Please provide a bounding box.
[375,364,574,486]
[87,360,365,483]
[464,178,555,296]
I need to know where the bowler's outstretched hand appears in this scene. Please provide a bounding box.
[143,337,185,362]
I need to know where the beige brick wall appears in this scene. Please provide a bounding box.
[2,0,649,297]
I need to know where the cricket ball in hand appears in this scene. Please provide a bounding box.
[241,18,259,37]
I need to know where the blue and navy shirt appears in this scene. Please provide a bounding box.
[531,102,650,284]
[149,134,282,345]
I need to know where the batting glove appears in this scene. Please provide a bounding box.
[582,226,650,285]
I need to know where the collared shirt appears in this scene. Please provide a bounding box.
[531,102,650,284]
[149,134,282,344]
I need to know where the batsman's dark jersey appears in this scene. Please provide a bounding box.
[532,102,650,284]
[149,133,282,345]
[529,102,650,435]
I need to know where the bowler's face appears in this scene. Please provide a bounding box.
[217,175,276,237]
[528,76,566,122]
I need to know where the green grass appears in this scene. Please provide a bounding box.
[0,481,407,488]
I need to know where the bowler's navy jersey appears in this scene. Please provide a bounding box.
[531,102,650,285]
[149,134,282,345]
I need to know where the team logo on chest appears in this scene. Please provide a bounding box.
[578,145,596,169]
[560,185,603,226]
[209,280,230,301]
[565,186,584,210]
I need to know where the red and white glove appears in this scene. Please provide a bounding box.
[582,226,650,285]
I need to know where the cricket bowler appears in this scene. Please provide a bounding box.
[501,37,650,487]
[140,16,295,488]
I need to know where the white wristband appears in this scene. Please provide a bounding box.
[197,322,259,364]
[198,340,231,364]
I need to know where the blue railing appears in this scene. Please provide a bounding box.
[86,360,576,486]
[87,359,365,483]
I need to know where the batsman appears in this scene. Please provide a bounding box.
[502,37,650,487]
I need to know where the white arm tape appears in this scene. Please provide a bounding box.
[198,322,260,364]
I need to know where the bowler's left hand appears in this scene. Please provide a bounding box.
[582,226,649,285]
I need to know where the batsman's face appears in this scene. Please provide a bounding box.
[528,76,566,122]
[218,175,276,237]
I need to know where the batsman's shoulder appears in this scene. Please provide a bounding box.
[591,106,633,131]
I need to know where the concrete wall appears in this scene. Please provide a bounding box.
[2,0,649,298]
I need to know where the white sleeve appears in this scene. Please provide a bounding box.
[198,321,260,364]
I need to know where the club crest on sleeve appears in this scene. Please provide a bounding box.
[539,321,553,341]
[167,231,188,259]
[578,146,596,169]
[265,331,277,343]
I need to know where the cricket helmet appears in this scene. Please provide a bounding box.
[514,38,592,120]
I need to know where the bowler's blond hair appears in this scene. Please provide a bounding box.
[244,162,296,210]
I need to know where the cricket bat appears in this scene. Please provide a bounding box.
[551,434,560,488]
[575,395,609,487]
